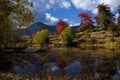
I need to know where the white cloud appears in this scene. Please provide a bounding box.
[71,0,120,14]
[62,1,71,8]
[115,13,119,24]
[92,8,98,14]
[70,23,79,26]
[45,13,59,25]
[69,20,80,26]
[35,12,58,25]
[32,0,71,12]
[63,18,68,21]
[116,13,119,18]
[71,0,98,13]
[71,0,96,10]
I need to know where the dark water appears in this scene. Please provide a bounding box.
[11,47,120,79]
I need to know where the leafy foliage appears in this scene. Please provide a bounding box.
[78,12,94,31]
[33,29,50,45]
[95,4,114,30]
[12,0,34,27]
[56,20,69,34]
[60,27,75,45]
[0,0,33,50]
[0,0,15,47]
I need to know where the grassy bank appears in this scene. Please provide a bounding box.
[50,30,120,50]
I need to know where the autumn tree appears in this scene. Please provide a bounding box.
[60,27,75,45]
[11,0,34,27]
[33,29,50,46]
[78,12,94,31]
[95,4,114,30]
[56,20,69,34]
[0,0,33,51]
[0,0,13,47]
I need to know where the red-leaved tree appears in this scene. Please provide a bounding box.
[78,12,94,30]
[56,20,69,34]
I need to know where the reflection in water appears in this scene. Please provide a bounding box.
[117,59,120,72]
[49,47,120,79]
[11,47,120,79]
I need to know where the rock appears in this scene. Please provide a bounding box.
[64,61,82,77]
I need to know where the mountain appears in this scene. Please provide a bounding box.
[16,22,56,36]
[16,22,78,36]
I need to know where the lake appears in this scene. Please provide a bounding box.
[11,47,120,80]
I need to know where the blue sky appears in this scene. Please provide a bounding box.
[32,0,120,26]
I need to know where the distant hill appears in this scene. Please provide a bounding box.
[16,22,78,36]
[16,22,55,36]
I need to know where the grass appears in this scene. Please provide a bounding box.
[0,71,113,80]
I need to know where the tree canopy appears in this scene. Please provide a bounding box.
[95,4,114,30]
[60,27,75,45]
[56,20,69,34]
[0,0,33,48]
[33,29,50,45]
[78,12,94,31]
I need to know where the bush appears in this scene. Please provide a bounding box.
[33,29,50,45]
[104,41,119,50]
[60,27,75,45]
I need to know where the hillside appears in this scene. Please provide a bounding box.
[49,30,120,50]
[16,22,56,36]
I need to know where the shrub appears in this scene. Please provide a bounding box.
[60,27,75,45]
[105,41,119,50]
[33,29,50,45]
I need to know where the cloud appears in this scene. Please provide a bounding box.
[62,1,71,8]
[115,13,119,24]
[70,23,79,26]
[32,0,71,12]
[35,12,58,25]
[71,0,98,13]
[63,18,68,21]
[71,0,120,14]
[32,0,71,25]
[69,20,80,26]
[45,13,59,25]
